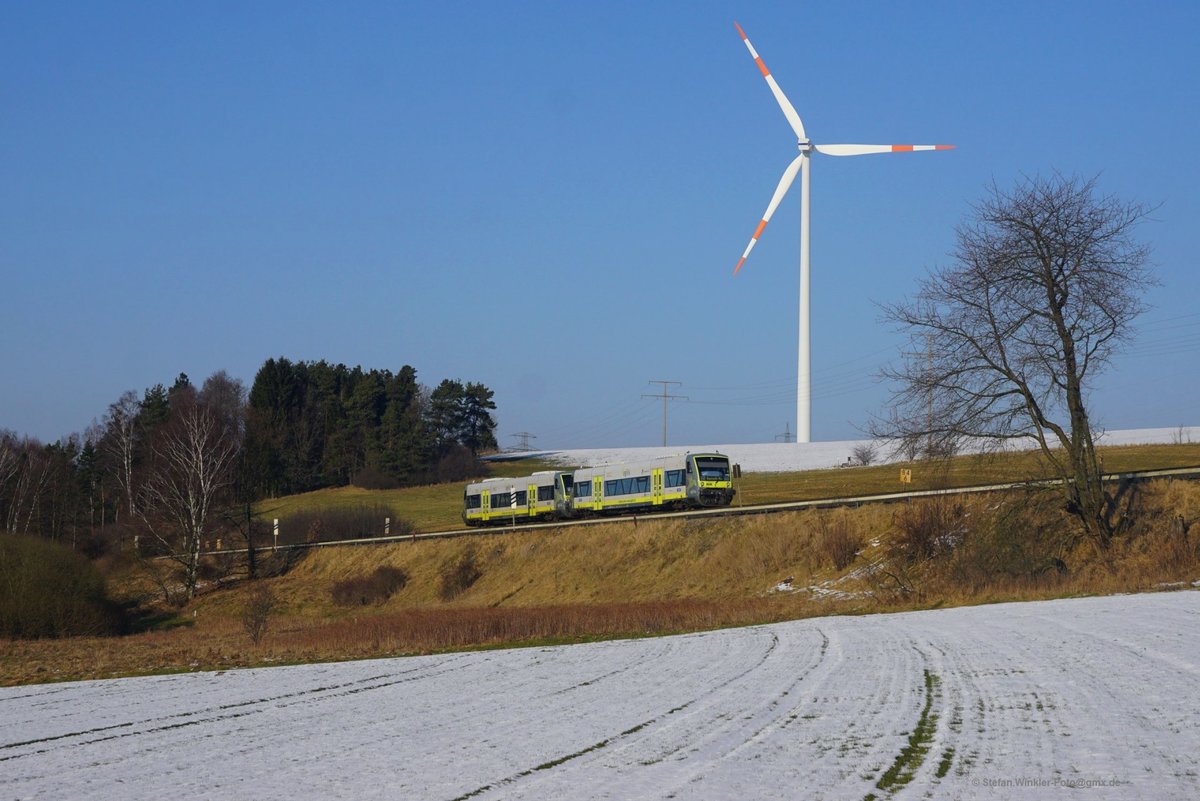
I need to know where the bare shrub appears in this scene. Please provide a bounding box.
[436,445,487,483]
[851,443,878,467]
[352,467,400,490]
[241,583,277,644]
[891,498,968,563]
[280,504,407,546]
[817,515,864,571]
[197,551,241,586]
[946,494,1070,590]
[439,547,482,600]
[864,560,922,604]
[331,566,410,606]
[1156,522,1196,574]
[79,523,136,559]
[0,535,124,638]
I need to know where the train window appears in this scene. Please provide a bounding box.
[514,491,528,505]
[604,477,650,496]
[696,458,730,482]
[465,494,482,509]
[575,482,591,498]
[492,492,510,508]
[560,474,574,493]
[665,469,686,488]
[537,485,554,501]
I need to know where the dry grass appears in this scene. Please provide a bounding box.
[4,474,1199,687]
[735,443,1200,506]
[256,443,1200,536]
[0,597,818,686]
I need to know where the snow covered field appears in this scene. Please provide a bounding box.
[4,591,1199,800]
[518,425,1200,473]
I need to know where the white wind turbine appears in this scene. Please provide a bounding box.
[732,22,954,444]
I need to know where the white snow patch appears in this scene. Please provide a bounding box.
[6,591,1200,799]
[506,426,1200,474]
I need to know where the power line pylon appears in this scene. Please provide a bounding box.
[509,432,537,451]
[642,380,687,447]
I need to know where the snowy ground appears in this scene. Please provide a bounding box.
[4,591,1199,800]
[507,425,1200,473]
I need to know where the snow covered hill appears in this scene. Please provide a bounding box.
[4,591,1199,800]
[509,425,1200,473]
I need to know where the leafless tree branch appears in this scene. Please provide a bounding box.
[873,174,1156,548]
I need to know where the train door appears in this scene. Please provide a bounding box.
[593,476,603,512]
[652,469,664,506]
[527,483,537,517]
[482,490,491,523]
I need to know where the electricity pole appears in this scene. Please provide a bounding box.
[642,380,687,447]
[774,423,794,443]
[509,432,537,451]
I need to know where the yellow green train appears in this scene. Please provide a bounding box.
[462,452,735,526]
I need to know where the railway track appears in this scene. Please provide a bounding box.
[220,464,1200,557]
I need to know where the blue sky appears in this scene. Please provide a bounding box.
[3,1,1198,448]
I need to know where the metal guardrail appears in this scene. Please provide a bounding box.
[197,464,1200,557]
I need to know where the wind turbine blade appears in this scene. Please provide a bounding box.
[734,22,807,141]
[734,155,804,275]
[814,144,956,156]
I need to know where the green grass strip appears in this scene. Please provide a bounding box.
[870,670,941,797]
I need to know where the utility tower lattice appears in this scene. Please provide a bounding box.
[509,432,537,452]
[775,422,795,443]
[642,380,688,447]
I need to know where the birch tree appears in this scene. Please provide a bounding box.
[139,391,239,599]
[102,390,141,522]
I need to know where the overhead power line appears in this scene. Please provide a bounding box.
[642,380,688,447]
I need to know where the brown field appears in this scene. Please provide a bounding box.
[3,445,1199,687]
[256,443,1200,536]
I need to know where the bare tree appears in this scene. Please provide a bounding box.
[0,432,20,520]
[200,370,247,439]
[241,583,277,644]
[875,175,1154,550]
[0,434,53,535]
[102,390,141,524]
[850,442,879,467]
[201,370,261,578]
[138,392,239,599]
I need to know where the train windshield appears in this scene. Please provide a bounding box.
[560,474,574,494]
[694,457,730,482]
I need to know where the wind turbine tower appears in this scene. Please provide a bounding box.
[731,22,954,443]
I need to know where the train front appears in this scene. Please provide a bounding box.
[688,453,736,507]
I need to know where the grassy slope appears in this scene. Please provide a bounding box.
[4,444,1199,685]
[255,457,569,534]
[258,444,1200,535]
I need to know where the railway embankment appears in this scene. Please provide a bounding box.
[4,474,1199,685]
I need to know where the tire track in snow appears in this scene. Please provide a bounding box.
[443,629,785,801]
[653,621,915,800]
[6,592,1200,800]
[614,627,830,770]
[547,638,675,697]
[0,654,474,763]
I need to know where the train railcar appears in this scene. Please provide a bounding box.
[462,470,574,526]
[568,452,735,517]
